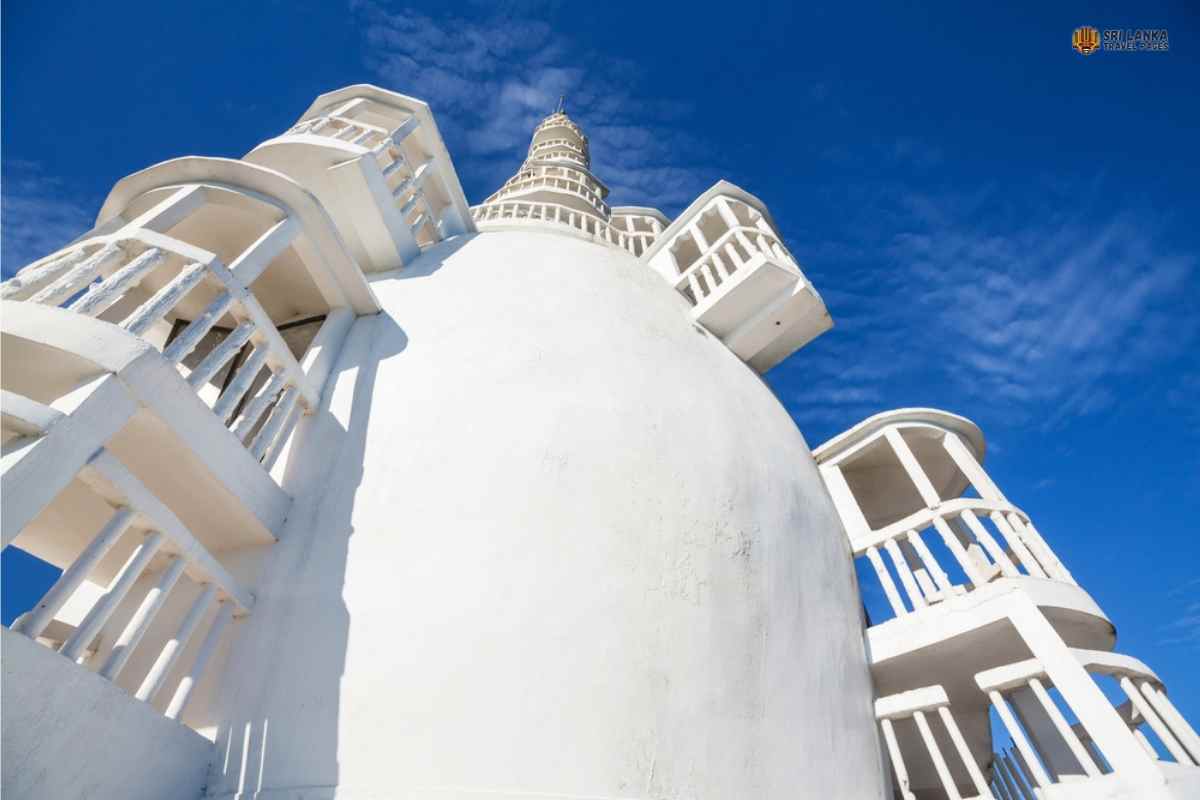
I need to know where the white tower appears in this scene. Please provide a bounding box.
[1,84,1197,800]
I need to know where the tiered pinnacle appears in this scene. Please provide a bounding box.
[480,110,611,222]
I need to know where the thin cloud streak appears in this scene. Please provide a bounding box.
[350,1,719,212]
[778,178,1199,440]
[2,160,96,279]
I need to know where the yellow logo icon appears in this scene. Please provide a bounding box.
[1073,26,1100,55]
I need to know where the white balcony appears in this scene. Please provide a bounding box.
[247,84,474,274]
[643,181,831,372]
[1,160,370,555]
[814,410,1104,648]
[876,650,1200,800]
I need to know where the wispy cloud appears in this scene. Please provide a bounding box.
[2,160,96,279]
[1160,579,1200,647]
[350,2,719,211]
[778,176,1199,440]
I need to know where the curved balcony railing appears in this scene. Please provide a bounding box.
[495,166,605,200]
[671,224,795,307]
[533,114,586,142]
[470,200,654,258]
[876,684,993,800]
[530,136,588,155]
[287,113,394,151]
[979,650,1200,794]
[3,227,319,471]
[877,650,1200,800]
[487,174,610,217]
[528,138,589,163]
[853,497,1075,625]
[3,436,250,726]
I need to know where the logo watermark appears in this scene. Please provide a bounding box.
[1074,26,1169,55]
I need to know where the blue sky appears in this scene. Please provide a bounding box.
[3,0,1198,725]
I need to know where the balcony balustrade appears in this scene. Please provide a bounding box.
[817,412,1077,628]
[875,650,1200,800]
[488,173,610,216]
[876,684,994,800]
[978,651,1200,797]
[4,222,321,471]
[470,200,653,258]
[248,86,474,273]
[643,182,831,372]
[3,439,250,726]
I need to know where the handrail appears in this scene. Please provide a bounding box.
[851,497,1027,553]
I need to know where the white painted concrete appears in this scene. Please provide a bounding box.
[202,231,885,800]
[0,627,212,800]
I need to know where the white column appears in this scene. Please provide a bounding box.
[936,705,992,798]
[121,261,208,337]
[163,291,237,364]
[907,530,953,593]
[913,710,962,799]
[865,545,907,618]
[1007,595,1161,781]
[165,601,233,720]
[885,428,941,508]
[932,516,988,588]
[228,216,299,286]
[99,555,187,681]
[29,244,125,306]
[1139,682,1200,764]
[989,690,1053,789]
[136,584,217,702]
[959,509,1019,577]
[884,538,926,610]
[879,718,916,800]
[69,248,166,318]
[2,248,93,300]
[819,464,871,538]
[942,432,1006,502]
[13,507,137,639]
[1010,679,1100,779]
[60,531,166,662]
[187,321,257,390]
[714,197,741,231]
[990,512,1048,579]
[1120,677,1192,764]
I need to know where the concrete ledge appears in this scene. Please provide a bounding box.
[0,627,212,800]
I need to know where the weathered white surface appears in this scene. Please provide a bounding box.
[0,626,212,800]
[203,230,884,799]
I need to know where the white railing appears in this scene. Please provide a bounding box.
[529,137,588,157]
[5,440,250,724]
[488,174,609,216]
[2,223,317,471]
[672,224,795,307]
[876,684,994,800]
[470,201,655,258]
[977,651,1200,793]
[534,114,586,141]
[288,114,393,151]
[285,111,440,246]
[854,497,1074,625]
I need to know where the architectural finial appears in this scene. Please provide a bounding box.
[557,94,565,114]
